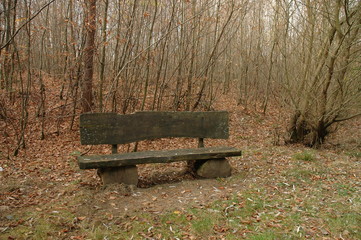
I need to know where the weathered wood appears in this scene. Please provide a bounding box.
[78,146,241,169]
[80,111,229,145]
[77,111,242,185]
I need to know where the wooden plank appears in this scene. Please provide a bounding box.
[78,146,241,169]
[80,111,229,145]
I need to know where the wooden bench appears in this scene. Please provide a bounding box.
[77,111,242,185]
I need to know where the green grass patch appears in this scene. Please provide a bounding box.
[1,209,77,239]
[289,168,313,180]
[335,183,357,196]
[247,231,279,240]
[293,150,316,161]
[324,212,361,238]
[191,216,214,234]
[346,151,361,158]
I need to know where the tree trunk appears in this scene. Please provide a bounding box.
[98,0,109,112]
[287,111,329,147]
[82,0,96,113]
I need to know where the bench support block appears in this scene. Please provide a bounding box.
[98,165,138,186]
[196,158,232,178]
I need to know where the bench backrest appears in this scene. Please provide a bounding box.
[80,111,229,145]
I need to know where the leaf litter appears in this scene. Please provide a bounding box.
[0,91,360,239]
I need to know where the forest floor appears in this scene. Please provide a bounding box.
[0,94,360,239]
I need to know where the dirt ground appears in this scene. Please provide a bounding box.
[1,95,360,239]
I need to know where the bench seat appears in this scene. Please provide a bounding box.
[78,146,242,169]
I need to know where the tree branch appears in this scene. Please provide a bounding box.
[0,0,56,51]
[335,112,361,122]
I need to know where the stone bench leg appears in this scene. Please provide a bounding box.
[97,165,138,186]
[195,158,232,178]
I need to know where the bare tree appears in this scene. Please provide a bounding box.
[282,0,361,146]
[2,0,360,157]
[81,0,96,113]
[98,0,109,112]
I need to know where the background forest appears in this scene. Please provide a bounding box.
[1,0,360,156]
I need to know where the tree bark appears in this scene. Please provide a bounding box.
[82,0,96,113]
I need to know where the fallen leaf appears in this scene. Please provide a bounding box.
[70,236,83,240]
